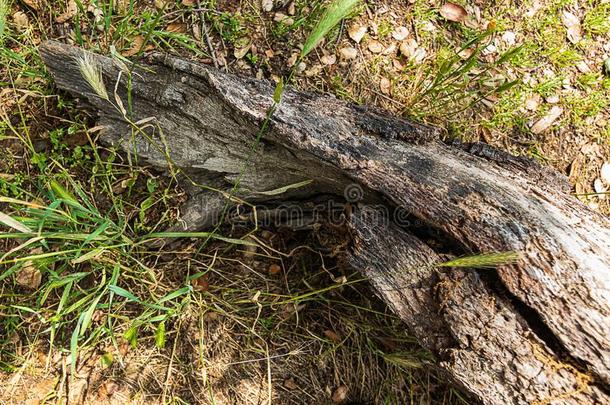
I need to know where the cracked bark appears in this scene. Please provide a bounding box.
[41,40,610,404]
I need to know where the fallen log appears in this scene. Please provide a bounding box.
[40,40,610,404]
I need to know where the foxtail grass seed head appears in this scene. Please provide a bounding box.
[77,53,110,101]
[436,251,520,269]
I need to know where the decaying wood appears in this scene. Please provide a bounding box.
[40,40,610,404]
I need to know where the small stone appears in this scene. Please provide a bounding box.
[367,40,383,53]
[339,47,358,60]
[261,0,273,12]
[501,31,516,46]
[348,24,367,43]
[296,61,306,73]
[594,179,606,200]
[600,162,610,185]
[392,26,409,41]
[482,42,497,55]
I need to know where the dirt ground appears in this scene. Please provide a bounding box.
[0,0,608,404]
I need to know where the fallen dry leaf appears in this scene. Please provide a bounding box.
[283,377,298,390]
[321,54,337,65]
[331,385,349,403]
[399,38,417,58]
[166,22,187,33]
[234,40,252,59]
[122,36,145,57]
[268,264,282,275]
[55,0,77,23]
[382,43,396,55]
[323,329,342,343]
[367,40,383,53]
[392,26,409,41]
[562,11,581,44]
[16,249,43,290]
[22,0,41,10]
[348,24,367,43]
[12,11,29,31]
[192,24,201,41]
[380,77,391,95]
[287,1,296,15]
[287,52,299,67]
[191,276,209,292]
[274,12,294,25]
[182,0,197,6]
[339,47,358,60]
[439,3,467,23]
[524,94,541,111]
[412,48,427,64]
[531,106,563,134]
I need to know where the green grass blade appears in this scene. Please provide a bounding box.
[301,0,360,58]
[0,0,7,44]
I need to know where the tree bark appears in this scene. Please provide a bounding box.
[40,40,610,404]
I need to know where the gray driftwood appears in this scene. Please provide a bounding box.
[40,40,610,404]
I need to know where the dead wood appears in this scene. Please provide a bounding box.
[40,40,610,404]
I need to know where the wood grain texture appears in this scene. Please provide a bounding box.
[40,40,610,403]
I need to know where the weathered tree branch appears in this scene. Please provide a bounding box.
[40,40,610,404]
